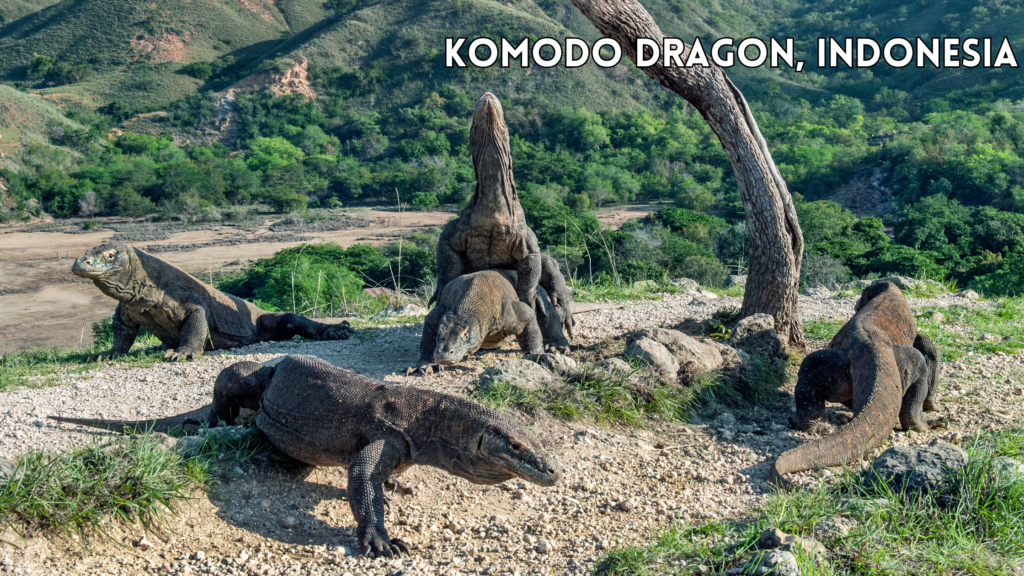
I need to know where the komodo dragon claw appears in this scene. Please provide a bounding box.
[361,532,410,559]
[89,350,123,362]
[164,349,201,362]
[406,364,442,377]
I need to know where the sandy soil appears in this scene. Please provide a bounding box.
[0,206,654,353]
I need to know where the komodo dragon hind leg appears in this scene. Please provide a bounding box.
[894,346,946,431]
[914,333,943,412]
[257,313,354,342]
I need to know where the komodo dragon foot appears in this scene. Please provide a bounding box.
[164,348,203,362]
[319,321,355,340]
[406,363,443,377]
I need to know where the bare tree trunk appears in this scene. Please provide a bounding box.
[568,0,805,347]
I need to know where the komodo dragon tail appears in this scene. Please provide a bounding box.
[48,405,213,434]
[769,348,902,488]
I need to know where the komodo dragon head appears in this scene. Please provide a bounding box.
[468,92,520,219]
[449,409,562,487]
[432,313,485,365]
[72,244,133,281]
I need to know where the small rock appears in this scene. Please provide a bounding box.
[536,353,577,374]
[618,497,638,512]
[801,284,832,298]
[134,536,153,551]
[724,274,747,288]
[194,551,206,561]
[478,359,556,392]
[282,516,299,529]
[727,550,799,576]
[988,457,1024,482]
[0,458,22,484]
[926,311,945,324]
[756,528,825,558]
[869,442,968,494]
[714,412,737,430]
[591,357,633,378]
[536,540,555,553]
[876,276,918,291]
[596,539,612,550]
[814,516,857,541]
[624,338,679,381]
[960,289,980,301]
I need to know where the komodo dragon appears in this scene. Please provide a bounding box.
[50,355,562,558]
[73,244,354,361]
[769,281,944,486]
[429,93,574,338]
[409,267,570,375]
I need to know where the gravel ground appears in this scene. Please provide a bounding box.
[1,292,1020,576]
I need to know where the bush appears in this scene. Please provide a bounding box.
[676,255,728,288]
[801,252,852,289]
[410,191,439,211]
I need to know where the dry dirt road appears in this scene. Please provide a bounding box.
[0,206,656,353]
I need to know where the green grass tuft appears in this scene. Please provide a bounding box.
[917,299,1024,360]
[0,434,208,542]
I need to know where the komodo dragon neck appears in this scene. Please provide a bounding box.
[465,92,522,227]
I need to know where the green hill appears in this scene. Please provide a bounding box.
[0,84,86,152]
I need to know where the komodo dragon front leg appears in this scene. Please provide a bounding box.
[409,305,447,376]
[91,303,140,361]
[348,434,412,558]
[164,296,211,362]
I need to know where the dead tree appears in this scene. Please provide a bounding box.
[569,0,806,347]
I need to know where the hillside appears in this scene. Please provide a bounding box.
[0,84,86,156]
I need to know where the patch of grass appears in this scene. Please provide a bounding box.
[570,279,670,303]
[0,434,208,542]
[0,320,164,391]
[902,277,958,299]
[803,319,844,342]
[917,299,1024,360]
[598,429,1024,575]
[705,285,746,298]
[475,362,680,427]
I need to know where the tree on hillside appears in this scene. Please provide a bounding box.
[569,0,806,347]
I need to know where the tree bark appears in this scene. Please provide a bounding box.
[568,0,805,347]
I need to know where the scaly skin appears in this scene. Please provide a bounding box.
[72,244,353,362]
[769,282,944,487]
[429,93,574,338]
[410,270,549,376]
[50,355,562,558]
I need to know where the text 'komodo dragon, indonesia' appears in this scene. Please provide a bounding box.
[50,355,562,558]
[409,257,571,375]
[72,244,355,362]
[430,92,574,339]
[769,281,945,486]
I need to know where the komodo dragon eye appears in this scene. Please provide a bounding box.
[509,442,523,452]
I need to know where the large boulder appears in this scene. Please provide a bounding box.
[478,359,556,392]
[669,278,700,293]
[702,338,746,368]
[729,313,785,357]
[627,328,723,379]
[876,276,918,291]
[624,338,679,380]
[868,442,968,494]
[724,274,747,288]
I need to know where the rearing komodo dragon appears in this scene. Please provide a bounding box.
[50,355,562,557]
[73,244,354,361]
[769,281,944,486]
[430,92,574,338]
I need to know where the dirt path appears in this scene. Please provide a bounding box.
[1,292,1019,576]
